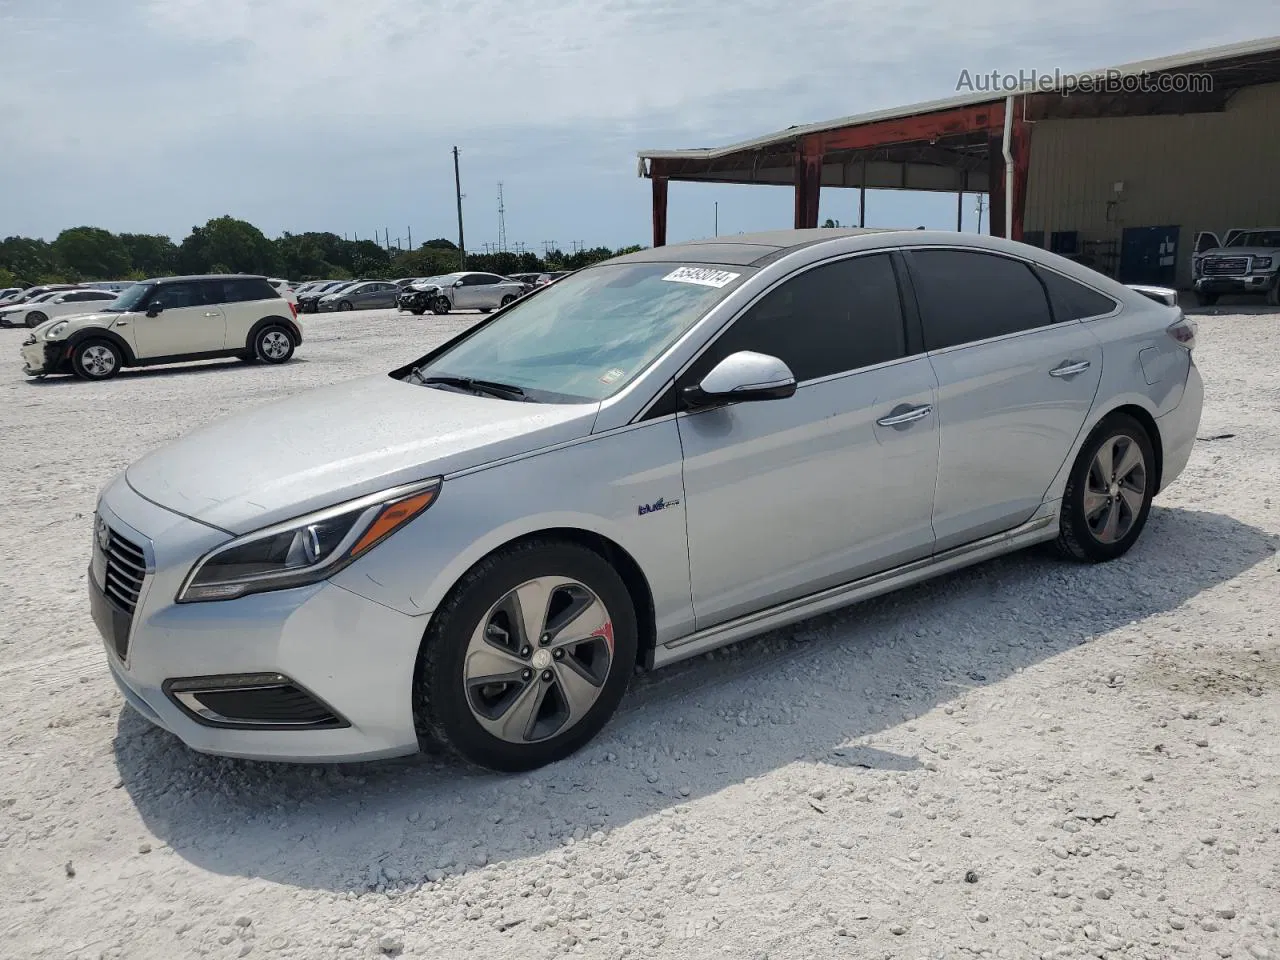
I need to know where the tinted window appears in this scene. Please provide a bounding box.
[1037,268,1118,321]
[909,250,1053,350]
[684,254,906,386]
[147,282,204,310]
[214,278,276,303]
[64,291,110,302]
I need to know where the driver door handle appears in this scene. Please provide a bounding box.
[203,311,221,318]
[876,403,933,427]
[1049,360,1091,378]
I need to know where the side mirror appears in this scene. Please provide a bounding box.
[145,302,164,317]
[454,279,465,287]
[681,351,797,409]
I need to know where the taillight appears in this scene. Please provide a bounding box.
[1167,316,1197,349]
[288,301,298,319]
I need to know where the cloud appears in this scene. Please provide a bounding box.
[1,0,1277,244]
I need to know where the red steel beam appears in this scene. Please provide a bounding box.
[813,101,1006,153]
[1010,114,1030,242]
[793,135,823,229]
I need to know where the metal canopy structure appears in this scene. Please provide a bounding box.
[638,36,1280,247]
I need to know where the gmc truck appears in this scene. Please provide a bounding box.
[1191,227,1280,307]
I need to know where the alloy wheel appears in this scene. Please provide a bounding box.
[260,330,290,359]
[1084,435,1147,544]
[462,577,614,744]
[80,344,117,378]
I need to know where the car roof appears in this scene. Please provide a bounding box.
[142,274,270,284]
[606,228,904,267]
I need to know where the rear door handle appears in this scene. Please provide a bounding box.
[203,311,221,318]
[1049,360,1091,378]
[877,403,933,427]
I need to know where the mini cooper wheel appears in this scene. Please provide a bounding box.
[432,296,451,315]
[254,325,295,364]
[71,338,122,381]
[25,311,48,328]
[414,539,637,772]
[1057,413,1155,562]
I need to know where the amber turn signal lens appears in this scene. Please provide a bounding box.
[350,489,439,557]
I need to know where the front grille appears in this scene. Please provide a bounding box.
[1203,256,1249,276]
[103,528,146,616]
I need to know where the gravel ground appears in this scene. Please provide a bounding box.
[1,306,1277,960]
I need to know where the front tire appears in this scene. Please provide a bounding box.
[253,324,295,364]
[414,539,638,772]
[71,338,122,381]
[500,295,516,307]
[432,297,451,315]
[410,307,426,316]
[1267,278,1280,307]
[338,300,353,311]
[1195,291,1219,307]
[26,311,47,328]
[1056,413,1156,563]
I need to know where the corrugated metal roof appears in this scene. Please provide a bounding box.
[638,35,1280,162]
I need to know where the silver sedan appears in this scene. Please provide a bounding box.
[89,228,1202,770]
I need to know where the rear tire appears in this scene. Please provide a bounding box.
[26,311,47,328]
[1056,413,1155,563]
[1195,292,1219,306]
[253,324,295,364]
[414,539,637,772]
[71,338,122,381]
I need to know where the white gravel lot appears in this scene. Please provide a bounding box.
[1,305,1277,960]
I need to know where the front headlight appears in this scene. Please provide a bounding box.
[46,321,70,339]
[1252,256,1273,270]
[177,478,441,602]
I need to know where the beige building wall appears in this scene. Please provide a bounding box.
[1023,82,1280,287]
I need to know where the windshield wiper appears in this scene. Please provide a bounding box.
[418,374,530,401]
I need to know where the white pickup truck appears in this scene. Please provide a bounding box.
[1190,227,1280,306]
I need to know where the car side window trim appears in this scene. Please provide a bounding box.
[898,245,1069,355]
[636,250,916,422]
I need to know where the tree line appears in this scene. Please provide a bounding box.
[0,216,644,287]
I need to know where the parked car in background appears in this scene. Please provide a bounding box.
[0,287,23,302]
[267,278,298,305]
[82,281,137,294]
[1191,227,1280,306]
[401,272,527,314]
[83,229,1201,769]
[318,280,400,312]
[21,274,301,381]
[396,276,451,315]
[0,287,119,328]
[297,280,354,313]
[0,283,81,308]
[536,271,572,287]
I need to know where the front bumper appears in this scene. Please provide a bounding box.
[1194,274,1276,294]
[20,337,61,376]
[92,477,431,762]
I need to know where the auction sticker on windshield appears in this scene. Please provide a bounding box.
[662,267,741,288]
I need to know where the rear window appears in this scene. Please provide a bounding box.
[212,278,280,303]
[1036,267,1118,321]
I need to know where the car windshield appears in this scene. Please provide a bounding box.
[411,261,754,403]
[1227,230,1280,248]
[102,282,152,312]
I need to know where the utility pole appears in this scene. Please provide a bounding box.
[714,201,719,237]
[975,194,987,234]
[453,146,466,270]
[497,182,507,254]
[407,226,412,251]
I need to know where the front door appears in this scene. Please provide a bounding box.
[903,247,1103,550]
[131,281,227,358]
[676,252,939,629]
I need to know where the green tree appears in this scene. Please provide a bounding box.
[178,216,278,275]
[52,226,132,279]
[0,236,61,284]
[118,233,179,276]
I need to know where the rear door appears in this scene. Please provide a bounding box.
[675,252,939,629]
[130,281,227,357]
[902,247,1104,551]
[212,277,277,346]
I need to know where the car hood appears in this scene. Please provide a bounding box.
[1204,246,1279,257]
[125,374,599,534]
[31,311,120,337]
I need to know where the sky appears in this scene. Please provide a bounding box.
[2,1,1279,252]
